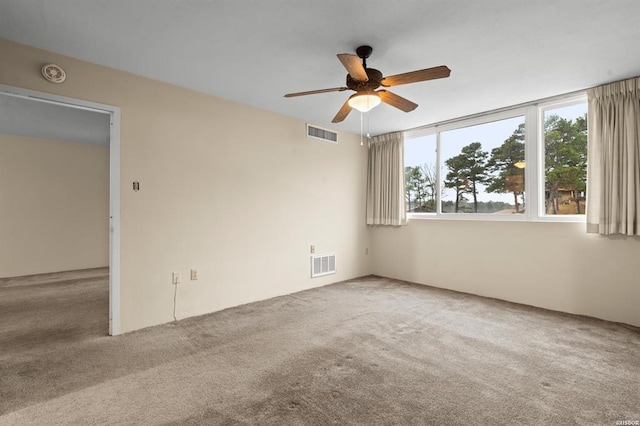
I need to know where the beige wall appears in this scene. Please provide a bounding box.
[0,134,109,277]
[0,38,371,333]
[371,219,640,327]
[4,38,637,333]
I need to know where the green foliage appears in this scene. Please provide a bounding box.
[405,166,422,211]
[486,123,525,212]
[441,200,513,213]
[444,142,490,212]
[544,114,587,214]
[406,113,587,215]
[405,164,437,212]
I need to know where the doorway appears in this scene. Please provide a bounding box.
[0,85,121,335]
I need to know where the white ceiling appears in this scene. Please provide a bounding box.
[1,0,639,136]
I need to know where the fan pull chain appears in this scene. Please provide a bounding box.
[366,112,371,146]
[360,111,364,146]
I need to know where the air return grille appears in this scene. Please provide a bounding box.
[307,124,338,143]
[311,253,336,278]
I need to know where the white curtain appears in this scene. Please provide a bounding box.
[366,132,406,226]
[586,77,640,235]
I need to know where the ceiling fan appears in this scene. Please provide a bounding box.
[284,45,451,123]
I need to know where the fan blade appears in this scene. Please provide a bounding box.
[381,65,451,87]
[378,90,418,112]
[331,99,352,123]
[284,87,349,98]
[337,54,368,82]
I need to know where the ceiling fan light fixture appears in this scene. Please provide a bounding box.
[348,91,381,113]
[284,45,451,123]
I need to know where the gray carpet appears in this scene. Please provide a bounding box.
[1,271,639,425]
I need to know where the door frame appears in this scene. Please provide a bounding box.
[0,84,122,335]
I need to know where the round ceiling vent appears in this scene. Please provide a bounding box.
[41,63,66,84]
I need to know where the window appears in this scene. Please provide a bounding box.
[404,94,587,221]
[542,103,588,215]
[405,134,436,212]
[440,116,525,214]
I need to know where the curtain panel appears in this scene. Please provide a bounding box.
[366,132,406,226]
[586,76,640,236]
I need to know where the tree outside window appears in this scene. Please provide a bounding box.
[544,107,588,215]
[403,97,587,219]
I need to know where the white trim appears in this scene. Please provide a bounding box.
[538,96,588,220]
[408,212,529,222]
[0,87,114,113]
[0,84,122,336]
[407,212,585,223]
[435,107,529,134]
[538,93,588,112]
[108,108,121,335]
[436,131,442,214]
[403,89,587,135]
[404,125,436,140]
[525,106,540,220]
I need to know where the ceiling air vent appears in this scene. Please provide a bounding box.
[307,124,338,144]
[311,253,336,278]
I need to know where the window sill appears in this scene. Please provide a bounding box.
[407,212,586,223]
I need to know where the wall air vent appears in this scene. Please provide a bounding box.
[307,124,338,144]
[311,253,336,278]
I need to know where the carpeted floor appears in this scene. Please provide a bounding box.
[0,268,109,350]
[1,271,639,425]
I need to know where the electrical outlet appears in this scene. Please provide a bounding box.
[190,269,198,280]
[310,245,315,254]
[172,272,181,285]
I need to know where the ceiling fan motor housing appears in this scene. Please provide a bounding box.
[356,45,373,59]
[346,68,383,91]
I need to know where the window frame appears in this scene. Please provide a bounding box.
[535,95,588,222]
[405,92,587,223]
